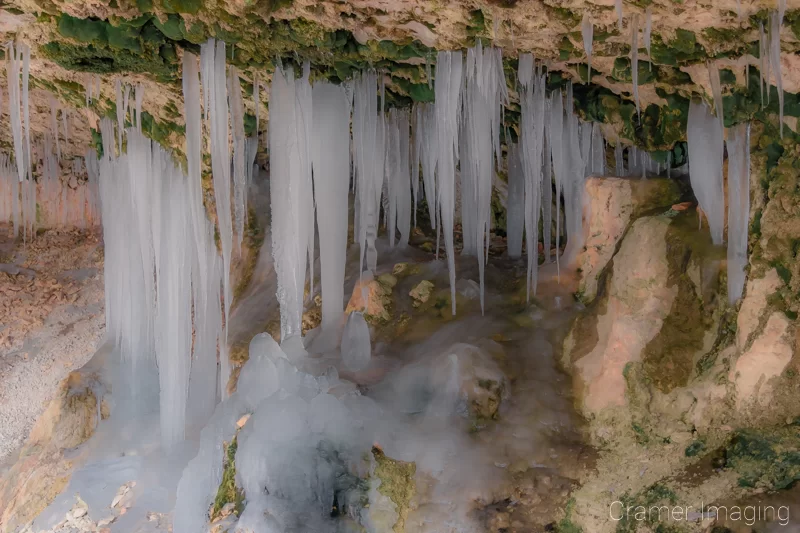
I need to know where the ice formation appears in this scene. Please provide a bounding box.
[687,100,725,245]
[386,109,412,248]
[201,39,235,360]
[352,71,386,274]
[616,0,623,30]
[434,50,464,315]
[769,10,784,137]
[341,311,371,371]
[708,61,724,133]
[726,123,750,304]
[269,63,316,341]
[461,42,507,310]
[311,81,351,329]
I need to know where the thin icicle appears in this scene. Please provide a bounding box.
[616,0,624,30]
[116,78,124,151]
[435,50,464,316]
[708,60,724,133]
[22,44,31,183]
[759,22,768,108]
[49,97,61,160]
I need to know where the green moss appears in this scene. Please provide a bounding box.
[211,436,245,520]
[726,426,800,489]
[649,30,706,66]
[616,484,678,533]
[556,498,583,533]
[372,447,416,532]
[158,0,203,15]
[685,439,706,457]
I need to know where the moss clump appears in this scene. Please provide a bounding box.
[726,425,800,489]
[649,29,706,66]
[211,436,245,521]
[615,483,678,533]
[556,498,583,533]
[372,446,416,533]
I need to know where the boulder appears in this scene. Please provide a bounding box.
[345,272,393,325]
[574,176,682,304]
[566,216,678,415]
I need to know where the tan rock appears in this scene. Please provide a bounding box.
[574,177,682,304]
[736,268,783,349]
[409,280,434,308]
[568,216,677,414]
[731,312,793,407]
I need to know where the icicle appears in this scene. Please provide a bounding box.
[386,109,411,248]
[6,43,24,184]
[549,89,564,277]
[737,0,742,19]
[542,120,553,265]
[687,100,725,245]
[49,97,61,160]
[727,122,750,303]
[644,7,652,71]
[591,122,605,175]
[769,11,784,137]
[410,104,420,228]
[253,72,260,141]
[22,44,31,183]
[419,103,437,233]
[62,110,70,149]
[229,66,247,253]
[614,141,624,176]
[311,81,351,330]
[135,84,143,132]
[631,13,640,117]
[353,71,385,275]
[269,63,315,342]
[434,50,464,316]
[581,13,593,81]
[616,0,624,30]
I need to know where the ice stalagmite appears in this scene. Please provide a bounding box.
[311,81,351,330]
[726,122,750,304]
[687,100,725,245]
[581,13,593,80]
[506,143,524,259]
[270,64,315,341]
[229,66,247,252]
[435,50,463,316]
[631,14,640,117]
[201,39,235,363]
[644,7,652,70]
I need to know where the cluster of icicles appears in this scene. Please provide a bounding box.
[0,42,99,238]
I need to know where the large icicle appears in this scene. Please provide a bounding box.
[519,54,546,297]
[6,43,25,184]
[269,63,315,341]
[549,89,564,273]
[434,50,463,316]
[386,109,411,248]
[201,39,235,363]
[461,42,506,312]
[726,122,750,304]
[21,44,30,183]
[687,100,725,245]
[311,81,351,330]
[352,71,385,274]
[581,13,593,80]
[418,102,438,233]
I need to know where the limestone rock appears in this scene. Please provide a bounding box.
[731,312,794,408]
[736,268,783,349]
[0,371,105,532]
[574,177,682,304]
[409,280,434,308]
[566,216,677,415]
